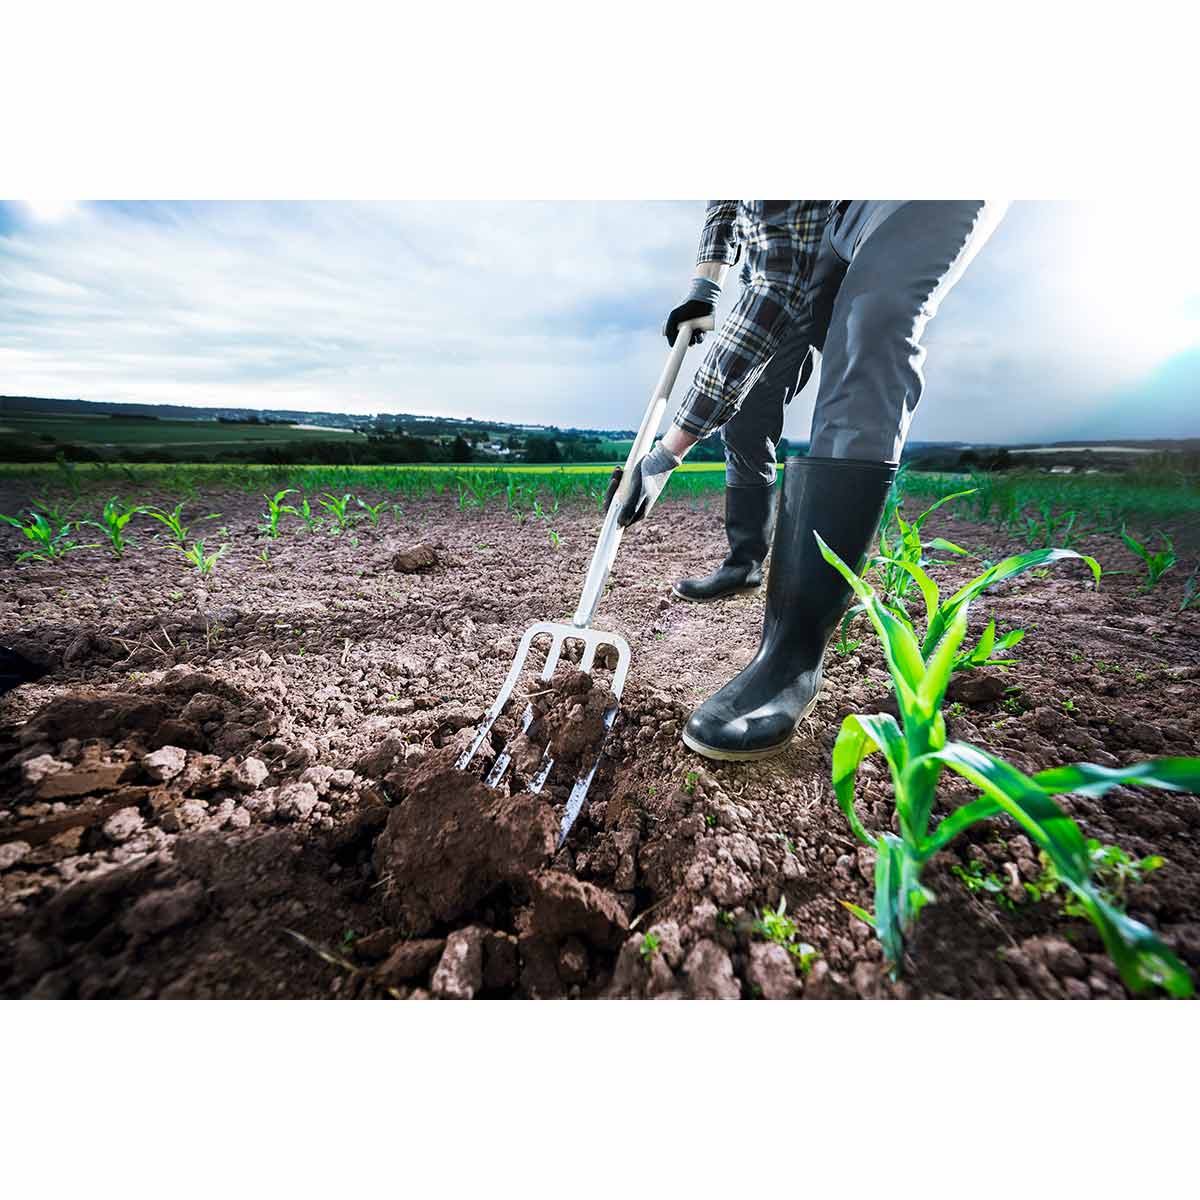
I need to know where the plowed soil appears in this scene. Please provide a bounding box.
[2,483,1198,999]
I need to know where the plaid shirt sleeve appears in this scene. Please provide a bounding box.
[694,201,741,267]
[675,201,829,439]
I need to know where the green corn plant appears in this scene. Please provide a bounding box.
[1181,565,1199,612]
[318,492,354,532]
[356,497,388,527]
[951,617,1025,671]
[1,510,95,562]
[548,529,561,549]
[182,540,227,575]
[1035,839,1166,917]
[1023,501,1080,549]
[752,897,819,971]
[144,501,191,547]
[54,452,81,499]
[871,487,976,613]
[1121,525,1176,591]
[873,545,1100,673]
[259,489,299,538]
[297,495,323,534]
[31,496,78,529]
[818,532,1197,998]
[83,497,149,558]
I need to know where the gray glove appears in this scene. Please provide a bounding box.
[616,443,682,527]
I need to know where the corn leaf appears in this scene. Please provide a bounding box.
[818,533,924,714]
[832,713,905,846]
[874,834,907,968]
[875,556,941,628]
[911,488,978,531]
[923,548,1102,655]
[915,603,970,720]
[1033,758,1200,799]
[919,741,1090,882]
[920,741,1194,997]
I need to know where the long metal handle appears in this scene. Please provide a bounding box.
[571,315,714,628]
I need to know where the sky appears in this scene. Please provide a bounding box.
[1,199,1197,444]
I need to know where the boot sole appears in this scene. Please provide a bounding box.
[680,697,819,762]
[671,582,762,604]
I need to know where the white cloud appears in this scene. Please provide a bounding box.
[2,200,1197,441]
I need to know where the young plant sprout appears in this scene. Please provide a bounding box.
[1,510,95,562]
[297,495,323,534]
[752,897,819,972]
[871,485,976,612]
[1121,525,1176,592]
[869,544,1100,674]
[318,492,355,533]
[259,489,299,538]
[1181,565,1199,612]
[84,497,149,558]
[182,540,227,575]
[356,497,388,526]
[144,501,191,547]
[818,532,1198,998]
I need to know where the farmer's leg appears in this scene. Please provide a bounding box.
[721,324,812,487]
[682,202,1006,760]
[810,200,1008,461]
[674,326,812,601]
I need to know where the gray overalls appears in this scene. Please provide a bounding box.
[720,200,1007,486]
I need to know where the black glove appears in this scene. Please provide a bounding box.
[664,276,722,347]
[616,443,682,528]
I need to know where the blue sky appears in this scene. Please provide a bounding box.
[1,200,1197,443]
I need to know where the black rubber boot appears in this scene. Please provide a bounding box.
[682,456,897,761]
[673,484,777,602]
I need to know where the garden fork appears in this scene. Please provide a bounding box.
[456,314,715,846]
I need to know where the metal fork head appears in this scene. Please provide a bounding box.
[455,620,630,830]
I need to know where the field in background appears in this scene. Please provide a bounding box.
[0,413,366,455]
[2,457,1198,553]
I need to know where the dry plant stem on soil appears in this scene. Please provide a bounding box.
[819,534,1199,998]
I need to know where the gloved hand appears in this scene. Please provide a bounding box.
[664,276,722,346]
[615,442,682,527]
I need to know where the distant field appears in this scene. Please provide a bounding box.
[0,414,365,454]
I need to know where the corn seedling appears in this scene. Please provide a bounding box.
[356,497,388,527]
[871,544,1099,674]
[752,897,819,971]
[548,529,561,549]
[318,492,354,533]
[954,618,1026,670]
[259,489,299,538]
[296,495,323,534]
[258,547,272,568]
[54,452,81,499]
[1024,502,1080,550]
[1181,566,1200,612]
[1121,525,1176,592]
[951,859,1019,912]
[819,532,1198,998]
[1,510,95,562]
[182,540,227,575]
[83,497,149,558]
[871,486,976,613]
[834,610,864,657]
[639,932,661,963]
[144,501,191,547]
[1036,840,1166,916]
